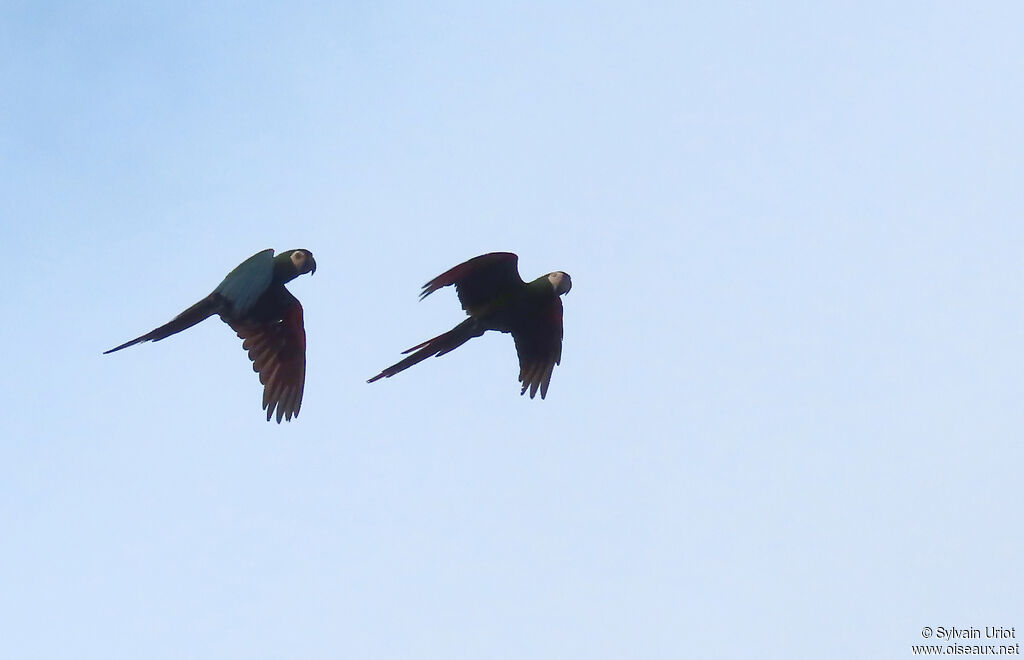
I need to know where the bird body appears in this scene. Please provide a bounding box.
[368,252,571,398]
[104,249,316,422]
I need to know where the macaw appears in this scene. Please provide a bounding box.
[104,249,316,422]
[367,252,572,399]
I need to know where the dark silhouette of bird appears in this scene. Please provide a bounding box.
[368,252,572,398]
[104,249,316,422]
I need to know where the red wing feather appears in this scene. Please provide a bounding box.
[231,302,307,422]
[419,252,523,314]
[511,296,564,399]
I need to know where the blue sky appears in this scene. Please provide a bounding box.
[2,2,1022,658]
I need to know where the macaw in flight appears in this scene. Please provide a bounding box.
[368,252,572,399]
[104,249,316,422]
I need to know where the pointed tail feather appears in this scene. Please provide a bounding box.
[367,319,483,383]
[103,296,219,354]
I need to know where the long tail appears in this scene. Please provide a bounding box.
[367,318,483,383]
[103,296,219,354]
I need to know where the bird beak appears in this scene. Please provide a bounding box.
[309,257,317,275]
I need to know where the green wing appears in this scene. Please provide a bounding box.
[214,249,275,316]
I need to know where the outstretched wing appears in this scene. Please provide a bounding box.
[230,293,307,423]
[420,252,524,315]
[214,249,275,317]
[511,296,564,399]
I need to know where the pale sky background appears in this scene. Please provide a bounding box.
[2,2,1022,658]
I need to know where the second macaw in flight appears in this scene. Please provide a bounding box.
[104,248,316,422]
[367,252,572,399]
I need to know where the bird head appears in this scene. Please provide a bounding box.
[547,271,572,296]
[287,249,317,276]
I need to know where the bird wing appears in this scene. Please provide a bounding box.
[214,249,276,317]
[511,295,564,399]
[419,252,524,314]
[229,292,307,423]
